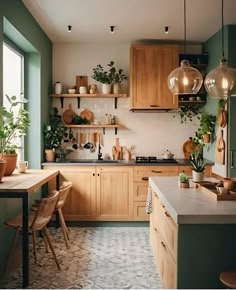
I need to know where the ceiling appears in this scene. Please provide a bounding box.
[22,0,236,44]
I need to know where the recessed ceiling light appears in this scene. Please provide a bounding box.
[68,25,72,32]
[110,26,115,34]
[165,26,169,34]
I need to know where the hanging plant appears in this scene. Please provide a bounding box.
[174,104,202,124]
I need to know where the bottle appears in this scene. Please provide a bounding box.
[104,114,109,124]
[111,115,116,125]
[55,82,62,94]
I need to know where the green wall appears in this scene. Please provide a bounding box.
[0,0,52,275]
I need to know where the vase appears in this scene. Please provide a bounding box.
[192,171,204,182]
[55,82,62,94]
[0,160,6,182]
[45,149,55,162]
[2,154,17,176]
[102,83,112,94]
[113,83,120,94]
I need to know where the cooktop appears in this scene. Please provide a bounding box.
[135,156,178,164]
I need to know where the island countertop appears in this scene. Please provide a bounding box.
[149,176,236,224]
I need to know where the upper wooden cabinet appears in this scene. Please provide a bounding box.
[129,44,179,110]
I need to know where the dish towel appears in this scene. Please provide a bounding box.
[145,186,152,214]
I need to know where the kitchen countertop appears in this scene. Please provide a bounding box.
[149,176,236,225]
[42,158,213,166]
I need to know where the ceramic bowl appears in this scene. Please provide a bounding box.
[68,89,76,94]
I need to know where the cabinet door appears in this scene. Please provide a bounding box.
[130,44,178,109]
[97,166,133,219]
[58,166,97,220]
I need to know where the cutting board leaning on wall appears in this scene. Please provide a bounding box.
[215,129,225,165]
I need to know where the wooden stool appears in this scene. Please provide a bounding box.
[220,270,236,288]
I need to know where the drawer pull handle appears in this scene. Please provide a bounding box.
[154,192,158,197]
[154,228,158,232]
[151,170,162,173]
[142,177,149,181]
[165,211,170,217]
[161,241,166,248]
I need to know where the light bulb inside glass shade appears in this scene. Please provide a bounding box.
[204,59,236,98]
[167,60,203,95]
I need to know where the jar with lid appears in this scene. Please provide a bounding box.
[111,115,116,125]
[55,82,62,94]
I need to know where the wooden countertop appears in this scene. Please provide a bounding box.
[0,169,59,193]
[149,176,236,224]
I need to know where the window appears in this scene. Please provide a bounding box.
[3,42,24,160]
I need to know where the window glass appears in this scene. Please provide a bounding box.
[3,42,24,160]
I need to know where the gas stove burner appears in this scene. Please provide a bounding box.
[135,156,178,164]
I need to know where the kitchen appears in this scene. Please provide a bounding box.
[1,0,236,289]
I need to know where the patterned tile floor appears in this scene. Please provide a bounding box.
[2,226,161,289]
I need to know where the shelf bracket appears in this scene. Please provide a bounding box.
[103,127,106,135]
[77,97,80,108]
[115,128,118,135]
[60,97,64,108]
[114,97,117,109]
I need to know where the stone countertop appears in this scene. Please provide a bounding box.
[42,158,213,167]
[149,176,236,225]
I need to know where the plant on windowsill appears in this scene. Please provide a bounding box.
[0,94,30,176]
[178,172,189,188]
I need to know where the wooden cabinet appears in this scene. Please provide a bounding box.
[150,189,177,289]
[133,166,178,221]
[43,165,133,221]
[96,166,133,220]
[129,44,179,110]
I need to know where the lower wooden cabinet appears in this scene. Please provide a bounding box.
[150,189,177,289]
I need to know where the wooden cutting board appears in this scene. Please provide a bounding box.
[182,137,197,159]
[62,104,76,124]
[215,129,225,165]
[76,76,88,92]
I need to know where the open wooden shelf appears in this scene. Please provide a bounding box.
[64,124,125,135]
[50,93,128,109]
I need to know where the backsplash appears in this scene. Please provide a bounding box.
[53,43,201,160]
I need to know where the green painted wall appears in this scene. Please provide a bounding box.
[204,25,236,176]
[0,0,52,274]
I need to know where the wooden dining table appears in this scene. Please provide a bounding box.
[0,169,59,288]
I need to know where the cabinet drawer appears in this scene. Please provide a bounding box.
[134,166,178,182]
[157,198,177,261]
[133,202,149,221]
[133,182,148,201]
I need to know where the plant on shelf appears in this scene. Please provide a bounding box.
[43,107,68,162]
[199,112,217,144]
[0,94,30,176]
[174,104,202,124]
[178,172,189,188]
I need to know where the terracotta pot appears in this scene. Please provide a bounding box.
[180,182,189,188]
[2,154,17,176]
[203,133,210,144]
[45,149,55,162]
[223,178,236,190]
[0,160,6,182]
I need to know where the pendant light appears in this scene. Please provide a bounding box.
[167,0,203,95]
[204,0,236,99]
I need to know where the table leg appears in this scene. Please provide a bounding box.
[22,194,29,288]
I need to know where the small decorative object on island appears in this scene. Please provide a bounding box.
[178,172,189,188]
[190,150,206,183]
[0,94,30,176]
[91,61,127,94]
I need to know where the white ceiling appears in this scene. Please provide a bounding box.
[22,0,236,44]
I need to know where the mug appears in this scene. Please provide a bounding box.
[18,161,28,173]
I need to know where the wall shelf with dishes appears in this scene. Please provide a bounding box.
[50,93,128,109]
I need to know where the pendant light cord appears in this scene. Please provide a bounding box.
[184,0,186,55]
[222,0,225,59]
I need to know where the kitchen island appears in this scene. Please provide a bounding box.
[149,176,236,289]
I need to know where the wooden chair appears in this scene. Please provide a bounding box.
[31,181,72,249]
[4,191,61,270]
[219,270,236,288]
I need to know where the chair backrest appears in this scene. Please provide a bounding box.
[56,181,72,209]
[30,191,59,231]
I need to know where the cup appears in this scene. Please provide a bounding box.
[79,86,88,94]
[18,161,28,173]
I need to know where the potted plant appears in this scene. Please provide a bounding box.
[174,104,202,124]
[0,94,30,176]
[199,112,216,144]
[108,61,127,93]
[190,150,206,182]
[178,172,189,188]
[91,61,114,94]
[43,107,67,162]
